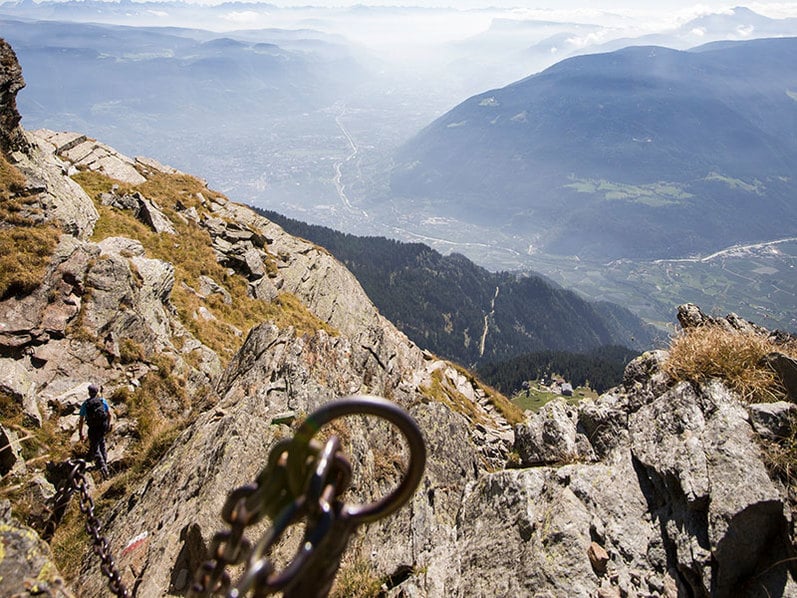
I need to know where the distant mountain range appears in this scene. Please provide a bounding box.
[390,37,797,260]
[0,17,369,164]
[261,209,660,367]
[441,6,797,96]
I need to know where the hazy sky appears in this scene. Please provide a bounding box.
[6,1,797,51]
[149,0,797,20]
[184,2,797,44]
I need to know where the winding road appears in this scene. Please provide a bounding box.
[333,108,367,217]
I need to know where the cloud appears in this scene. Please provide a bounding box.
[736,24,756,37]
[221,10,263,26]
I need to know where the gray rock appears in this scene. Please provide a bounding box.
[676,303,709,329]
[19,131,99,239]
[0,500,73,598]
[241,245,266,278]
[135,155,183,176]
[514,398,591,465]
[100,190,140,212]
[0,424,26,476]
[55,136,146,185]
[47,382,95,416]
[0,357,41,427]
[98,236,146,257]
[198,275,232,304]
[138,196,176,234]
[677,302,769,336]
[631,379,789,597]
[577,394,628,458]
[748,401,796,440]
[761,352,797,401]
[622,350,672,409]
[0,39,28,152]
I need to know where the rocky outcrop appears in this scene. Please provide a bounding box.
[454,360,796,598]
[0,39,27,152]
[0,501,73,598]
[6,130,100,239]
[35,130,146,185]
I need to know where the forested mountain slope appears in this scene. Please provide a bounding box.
[261,209,659,366]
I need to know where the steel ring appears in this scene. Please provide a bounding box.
[288,395,426,524]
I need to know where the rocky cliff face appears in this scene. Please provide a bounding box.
[1,38,795,598]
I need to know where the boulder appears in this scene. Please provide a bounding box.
[0,357,42,427]
[630,379,791,597]
[52,135,146,185]
[577,393,628,459]
[16,131,99,239]
[748,401,796,440]
[100,190,140,212]
[137,196,176,234]
[198,275,232,305]
[514,398,593,465]
[761,352,797,401]
[98,236,146,257]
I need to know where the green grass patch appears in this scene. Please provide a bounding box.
[564,177,691,206]
[511,383,596,413]
[704,172,762,193]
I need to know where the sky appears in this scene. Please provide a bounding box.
[4,1,797,50]
[164,0,797,19]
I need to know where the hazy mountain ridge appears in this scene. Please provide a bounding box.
[260,209,659,366]
[391,37,797,260]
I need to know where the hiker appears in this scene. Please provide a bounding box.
[78,384,112,479]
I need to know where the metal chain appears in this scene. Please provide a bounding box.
[189,395,426,598]
[63,459,130,598]
[53,395,425,598]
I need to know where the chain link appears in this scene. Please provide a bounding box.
[63,459,130,598]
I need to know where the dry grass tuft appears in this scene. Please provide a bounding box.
[49,500,90,585]
[0,227,59,299]
[421,369,491,426]
[663,324,797,403]
[0,151,27,203]
[330,558,385,598]
[450,362,524,425]
[761,424,797,489]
